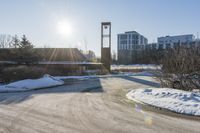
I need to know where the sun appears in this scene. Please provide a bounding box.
[57,20,73,37]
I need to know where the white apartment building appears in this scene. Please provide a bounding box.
[118,31,148,51]
[157,34,194,49]
[117,31,148,64]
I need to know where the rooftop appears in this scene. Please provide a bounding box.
[158,34,194,39]
[124,31,139,34]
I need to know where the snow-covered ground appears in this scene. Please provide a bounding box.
[127,88,200,116]
[54,75,99,80]
[55,71,154,80]
[0,75,64,92]
[112,64,161,70]
[119,71,154,76]
[0,72,154,93]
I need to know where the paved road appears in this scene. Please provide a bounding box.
[0,76,199,133]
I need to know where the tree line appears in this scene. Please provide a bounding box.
[116,43,200,91]
[0,34,40,64]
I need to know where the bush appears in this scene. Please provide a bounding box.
[160,46,200,91]
[0,65,97,83]
[0,66,62,83]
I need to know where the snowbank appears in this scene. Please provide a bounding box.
[0,75,64,92]
[55,71,154,80]
[120,71,155,76]
[111,64,161,70]
[127,88,200,116]
[55,75,98,80]
[0,71,154,93]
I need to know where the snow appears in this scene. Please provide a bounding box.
[0,71,154,93]
[0,61,16,64]
[111,64,161,70]
[127,88,200,116]
[120,71,155,76]
[55,71,155,80]
[0,75,64,92]
[55,75,98,80]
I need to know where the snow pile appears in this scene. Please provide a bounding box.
[121,71,154,76]
[55,75,98,80]
[55,71,154,80]
[0,74,64,92]
[127,88,200,116]
[112,64,161,70]
[0,71,154,93]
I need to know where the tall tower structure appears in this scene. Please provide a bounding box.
[101,22,111,72]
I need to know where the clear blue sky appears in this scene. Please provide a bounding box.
[0,0,200,56]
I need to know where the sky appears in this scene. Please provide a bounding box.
[0,0,200,56]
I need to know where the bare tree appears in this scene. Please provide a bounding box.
[12,35,20,48]
[0,34,13,48]
[160,45,200,91]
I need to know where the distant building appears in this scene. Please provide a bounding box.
[82,50,96,62]
[117,31,148,64]
[157,34,195,49]
[147,43,157,49]
[118,31,148,50]
[36,48,87,61]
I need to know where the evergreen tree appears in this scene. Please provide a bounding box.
[13,35,39,65]
[20,35,33,49]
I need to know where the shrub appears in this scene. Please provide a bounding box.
[160,46,200,91]
[0,65,97,83]
[0,66,62,83]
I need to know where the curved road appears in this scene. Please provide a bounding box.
[0,76,199,133]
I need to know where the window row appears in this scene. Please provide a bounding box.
[118,44,145,50]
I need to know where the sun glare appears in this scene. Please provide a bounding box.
[57,20,73,37]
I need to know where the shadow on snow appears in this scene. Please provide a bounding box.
[0,75,160,105]
[120,76,160,87]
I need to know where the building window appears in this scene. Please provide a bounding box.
[120,35,127,40]
[166,44,171,49]
[120,40,127,44]
[159,44,163,49]
[129,39,131,44]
